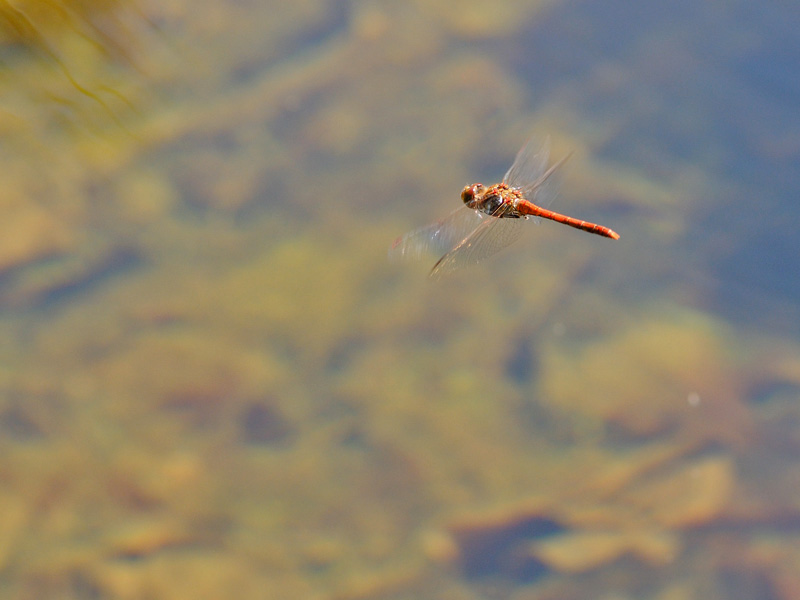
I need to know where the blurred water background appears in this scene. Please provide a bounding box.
[1,1,799,598]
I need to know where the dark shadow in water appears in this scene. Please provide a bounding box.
[0,245,145,312]
[505,334,539,386]
[450,514,566,584]
[238,399,297,448]
[41,246,143,309]
[719,567,782,600]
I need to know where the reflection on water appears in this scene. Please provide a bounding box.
[1,0,799,599]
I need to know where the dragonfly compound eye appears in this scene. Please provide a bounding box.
[461,184,486,206]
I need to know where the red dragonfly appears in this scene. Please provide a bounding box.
[390,137,619,279]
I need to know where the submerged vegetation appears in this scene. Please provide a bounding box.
[0,0,155,130]
[0,1,798,599]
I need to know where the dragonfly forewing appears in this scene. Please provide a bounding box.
[503,136,565,211]
[503,136,550,189]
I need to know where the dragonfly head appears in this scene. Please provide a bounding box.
[461,183,486,209]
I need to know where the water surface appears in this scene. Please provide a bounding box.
[1,1,799,599]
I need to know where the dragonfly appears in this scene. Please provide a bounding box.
[389,137,619,279]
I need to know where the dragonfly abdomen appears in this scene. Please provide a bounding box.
[517,202,620,240]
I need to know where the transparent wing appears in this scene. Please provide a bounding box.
[429,205,524,280]
[503,136,550,190]
[503,136,569,211]
[389,207,486,262]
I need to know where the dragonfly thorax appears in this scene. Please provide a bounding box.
[461,182,516,216]
[480,194,504,215]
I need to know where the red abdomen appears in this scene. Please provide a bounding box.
[517,200,620,240]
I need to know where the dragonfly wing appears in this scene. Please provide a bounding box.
[519,151,571,210]
[389,207,485,262]
[503,136,550,191]
[429,206,524,279]
[504,135,569,211]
